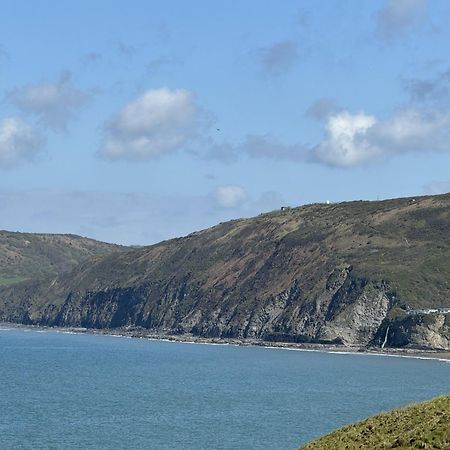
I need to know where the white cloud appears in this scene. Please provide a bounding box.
[214,185,248,209]
[100,87,201,160]
[8,72,91,131]
[204,104,450,169]
[0,117,45,168]
[375,0,427,40]
[313,109,450,167]
[314,111,378,167]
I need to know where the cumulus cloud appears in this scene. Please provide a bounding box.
[7,72,92,131]
[258,40,299,76]
[99,87,203,160]
[375,0,427,40]
[313,109,450,167]
[214,185,248,209]
[313,111,378,167]
[205,105,450,168]
[0,117,46,168]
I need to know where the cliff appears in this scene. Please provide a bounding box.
[1,193,450,350]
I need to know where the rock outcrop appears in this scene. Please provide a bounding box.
[1,193,450,350]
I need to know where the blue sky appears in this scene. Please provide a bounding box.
[1,0,450,244]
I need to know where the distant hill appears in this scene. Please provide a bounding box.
[0,193,450,350]
[299,396,450,449]
[0,231,125,286]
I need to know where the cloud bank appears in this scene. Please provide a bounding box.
[313,109,450,167]
[206,105,450,168]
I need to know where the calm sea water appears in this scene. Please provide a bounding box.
[1,329,450,449]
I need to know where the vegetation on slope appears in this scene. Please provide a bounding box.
[1,193,450,348]
[299,396,450,450]
[37,193,450,307]
[0,231,124,286]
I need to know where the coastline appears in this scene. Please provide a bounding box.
[2,322,450,363]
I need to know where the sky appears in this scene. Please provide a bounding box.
[1,0,450,245]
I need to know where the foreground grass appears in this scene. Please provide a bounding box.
[300,396,450,450]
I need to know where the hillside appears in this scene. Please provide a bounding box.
[0,231,125,286]
[299,396,450,449]
[0,193,450,349]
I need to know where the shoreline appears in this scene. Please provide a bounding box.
[2,322,450,362]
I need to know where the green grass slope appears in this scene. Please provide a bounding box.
[0,231,125,286]
[299,396,450,450]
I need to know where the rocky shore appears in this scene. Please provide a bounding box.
[3,322,450,362]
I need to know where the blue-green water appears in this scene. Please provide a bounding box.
[1,329,450,449]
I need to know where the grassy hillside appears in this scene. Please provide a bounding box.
[0,193,450,348]
[299,396,450,450]
[0,231,125,286]
[35,193,450,307]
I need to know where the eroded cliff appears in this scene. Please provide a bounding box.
[1,193,450,350]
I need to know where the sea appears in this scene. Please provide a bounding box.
[1,328,449,450]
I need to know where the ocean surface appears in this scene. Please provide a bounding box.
[1,328,450,450]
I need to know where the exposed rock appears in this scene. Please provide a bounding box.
[1,193,450,350]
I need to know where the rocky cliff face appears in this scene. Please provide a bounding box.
[374,312,450,350]
[0,265,394,347]
[1,194,450,350]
